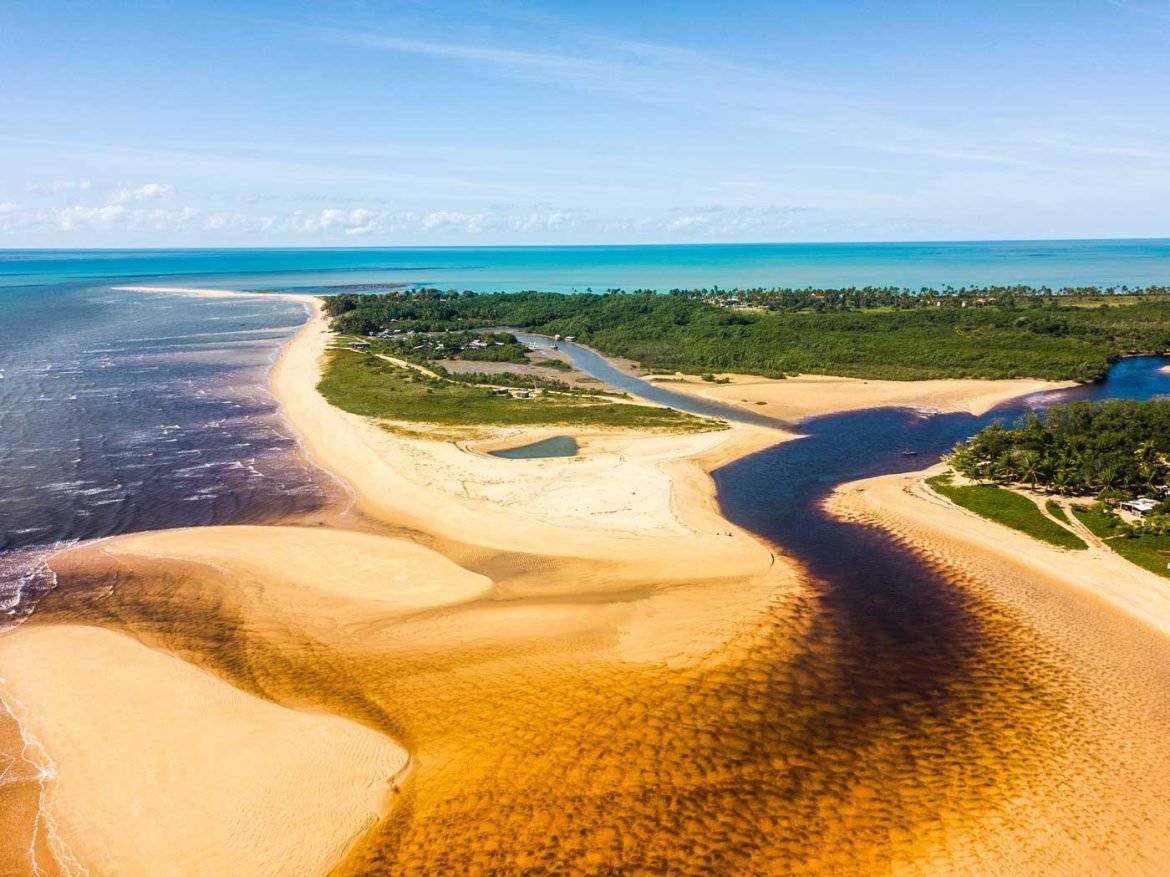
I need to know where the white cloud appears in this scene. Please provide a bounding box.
[288,207,384,234]
[344,208,378,235]
[111,183,175,204]
[667,216,711,232]
[0,197,826,242]
[420,210,498,233]
[57,204,128,230]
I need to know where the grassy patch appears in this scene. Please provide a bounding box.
[1105,536,1170,578]
[1070,504,1126,539]
[927,476,1087,550]
[1072,505,1170,578]
[318,350,713,431]
[1045,499,1070,523]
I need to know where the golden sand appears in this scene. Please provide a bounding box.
[0,624,407,877]
[649,370,1072,422]
[5,289,1170,875]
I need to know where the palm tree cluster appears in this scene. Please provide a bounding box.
[949,400,1170,500]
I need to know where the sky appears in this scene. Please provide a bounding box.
[2,0,1169,246]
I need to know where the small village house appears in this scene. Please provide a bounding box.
[1120,498,1160,517]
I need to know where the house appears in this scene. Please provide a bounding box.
[467,340,489,349]
[1120,498,1160,517]
[511,390,533,399]
[349,340,371,350]
[490,387,509,396]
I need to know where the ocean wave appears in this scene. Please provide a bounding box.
[0,543,68,629]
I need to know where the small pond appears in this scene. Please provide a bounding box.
[488,436,580,459]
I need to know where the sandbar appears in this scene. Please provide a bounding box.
[0,624,407,877]
[650,371,1072,421]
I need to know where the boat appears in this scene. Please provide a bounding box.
[901,449,919,456]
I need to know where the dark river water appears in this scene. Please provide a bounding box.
[547,345,1170,689]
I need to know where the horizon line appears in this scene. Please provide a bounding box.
[2,236,1170,253]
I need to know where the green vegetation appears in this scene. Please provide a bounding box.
[926,475,1087,550]
[1045,499,1070,523]
[946,402,1170,575]
[317,350,710,431]
[1071,504,1126,538]
[949,400,1170,497]
[324,286,1170,382]
[363,329,530,364]
[1073,505,1170,578]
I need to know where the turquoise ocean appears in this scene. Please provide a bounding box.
[5,239,1170,293]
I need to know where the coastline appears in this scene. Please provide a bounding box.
[829,465,1170,640]
[1,285,1131,876]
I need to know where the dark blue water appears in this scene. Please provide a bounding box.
[0,283,335,624]
[712,355,1170,584]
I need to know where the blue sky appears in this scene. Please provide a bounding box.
[2,0,1169,246]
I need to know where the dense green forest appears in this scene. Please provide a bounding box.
[323,287,1170,381]
[948,400,1170,499]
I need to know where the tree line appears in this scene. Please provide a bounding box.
[323,288,1170,382]
[948,400,1170,498]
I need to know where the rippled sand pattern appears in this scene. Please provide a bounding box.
[25,522,1170,877]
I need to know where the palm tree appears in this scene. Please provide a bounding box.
[1094,465,1122,495]
[1135,440,1165,492]
[1018,450,1043,491]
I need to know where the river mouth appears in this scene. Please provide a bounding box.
[11,281,1170,875]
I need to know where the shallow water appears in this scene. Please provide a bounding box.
[488,435,579,459]
[0,283,337,626]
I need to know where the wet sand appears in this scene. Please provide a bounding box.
[5,291,1170,874]
[0,624,408,877]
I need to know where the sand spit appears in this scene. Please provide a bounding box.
[0,625,407,877]
[830,466,1170,640]
[8,286,1169,874]
[654,371,1072,421]
[269,301,784,583]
